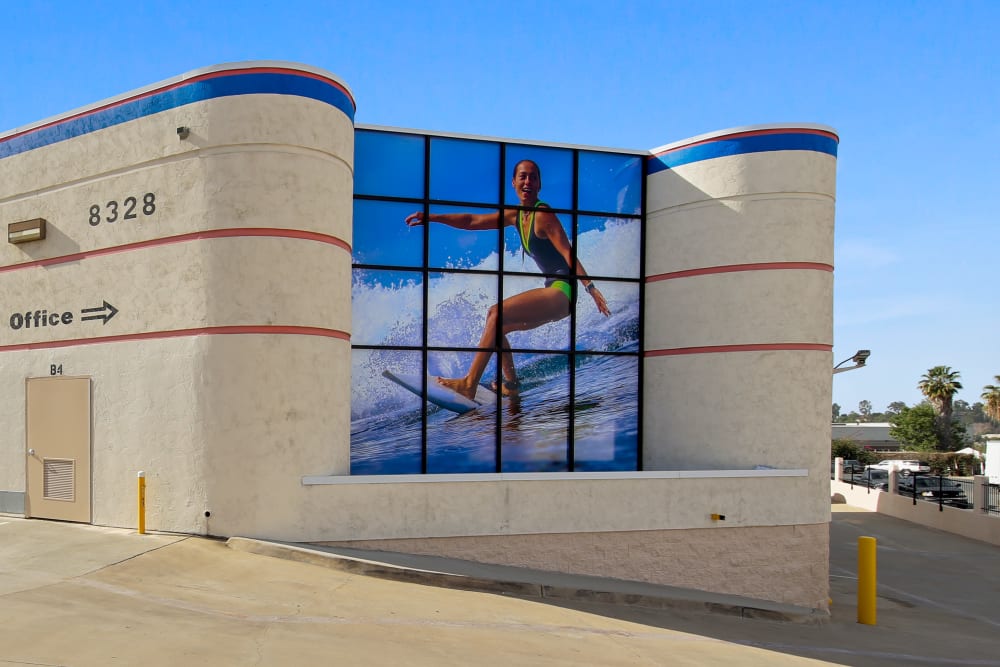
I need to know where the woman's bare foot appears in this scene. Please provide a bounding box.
[437,376,477,401]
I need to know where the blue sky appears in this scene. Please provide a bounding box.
[2,0,997,414]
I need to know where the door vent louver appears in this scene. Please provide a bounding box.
[43,458,75,501]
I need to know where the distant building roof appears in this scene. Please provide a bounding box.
[831,422,898,449]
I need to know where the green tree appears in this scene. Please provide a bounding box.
[886,401,907,416]
[890,403,968,452]
[859,400,872,421]
[832,438,875,465]
[889,404,938,451]
[832,403,841,421]
[918,366,963,450]
[982,376,1000,423]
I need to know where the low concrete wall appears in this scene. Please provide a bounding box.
[319,523,830,609]
[831,480,1000,546]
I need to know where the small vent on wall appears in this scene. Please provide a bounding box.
[43,459,75,501]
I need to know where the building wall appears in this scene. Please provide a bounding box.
[321,522,830,608]
[832,422,899,451]
[0,64,356,533]
[0,63,838,609]
[643,128,836,484]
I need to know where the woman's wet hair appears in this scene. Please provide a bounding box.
[512,159,541,178]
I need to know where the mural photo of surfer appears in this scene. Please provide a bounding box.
[350,129,644,474]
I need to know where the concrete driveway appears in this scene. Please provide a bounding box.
[1,508,999,666]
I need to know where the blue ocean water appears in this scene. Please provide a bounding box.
[351,350,638,474]
[350,217,640,474]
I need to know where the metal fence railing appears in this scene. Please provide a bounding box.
[952,478,1000,517]
[832,465,1000,516]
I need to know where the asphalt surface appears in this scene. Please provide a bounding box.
[1,506,999,666]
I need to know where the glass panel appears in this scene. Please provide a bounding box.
[501,274,571,352]
[354,130,424,199]
[353,199,425,267]
[500,353,569,472]
[425,351,498,473]
[577,215,641,279]
[429,137,501,204]
[574,353,639,471]
[576,281,639,352]
[503,145,573,211]
[427,205,501,271]
[351,349,423,474]
[427,272,498,349]
[351,268,423,347]
[577,151,642,215]
[502,208,574,278]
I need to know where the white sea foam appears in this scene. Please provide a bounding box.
[351,218,641,419]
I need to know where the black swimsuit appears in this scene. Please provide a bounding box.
[517,201,573,300]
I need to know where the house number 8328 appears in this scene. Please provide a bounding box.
[89,193,157,226]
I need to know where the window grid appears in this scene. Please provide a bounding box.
[352,130,644,474]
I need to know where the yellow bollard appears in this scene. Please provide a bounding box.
[858,536,877,625]
[137,471,146,535]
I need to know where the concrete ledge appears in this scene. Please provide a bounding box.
[226,536,828,624]
[302,468,808,485]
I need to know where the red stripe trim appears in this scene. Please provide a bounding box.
[654,128,839,157]
[646,343,831,357]
[0,325,350,354]
[647,262,833,282]
[0,228,351,274]
[3,67,354,143]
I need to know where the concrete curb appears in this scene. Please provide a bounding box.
[226,537,829,624]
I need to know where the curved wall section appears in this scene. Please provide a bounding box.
[644,126,838,479]
[0,63,355,534]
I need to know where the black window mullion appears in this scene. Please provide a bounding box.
[636,157,648,471]
[568,150,580,471]
[495,143,507,473]
[420,135,431,474]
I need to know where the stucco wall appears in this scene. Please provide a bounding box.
[0,64,355,534]
[642,130,836,511]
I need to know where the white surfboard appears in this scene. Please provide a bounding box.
[382,370,496,414]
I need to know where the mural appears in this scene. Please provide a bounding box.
[351,130,643,473]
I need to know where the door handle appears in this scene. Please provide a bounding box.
[27,449,35,456]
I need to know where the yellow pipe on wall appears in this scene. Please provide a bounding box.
[858,536,877,625]
[137,471,146,535]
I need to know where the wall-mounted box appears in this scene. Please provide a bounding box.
[8,218,46,244]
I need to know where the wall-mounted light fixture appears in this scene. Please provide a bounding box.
[8,218,47,244]
[176,126,190,140]
[833,349,871,375]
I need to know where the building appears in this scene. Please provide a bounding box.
[1,62,838,609]
[832,422,900,452]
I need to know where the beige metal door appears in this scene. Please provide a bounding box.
[25,376,92,523]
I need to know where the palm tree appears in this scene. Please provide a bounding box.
[918,366,963,450]
[982,376,1000,423]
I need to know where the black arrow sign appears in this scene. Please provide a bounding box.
[80,301,118,325]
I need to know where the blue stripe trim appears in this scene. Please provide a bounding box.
[1,72,355,160]
[647,132,838,175]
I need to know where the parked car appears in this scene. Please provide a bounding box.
[831,459,865,476]
[856,468,890,490]
[897,476,971,507]
[844,459,865,474]
[871,459,930,475]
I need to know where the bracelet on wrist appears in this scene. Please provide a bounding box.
[586,282,596,294]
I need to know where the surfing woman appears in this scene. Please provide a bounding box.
[404,159,610,401]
